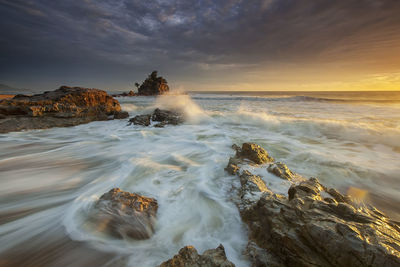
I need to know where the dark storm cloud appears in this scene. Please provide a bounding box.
[1,0,400,90]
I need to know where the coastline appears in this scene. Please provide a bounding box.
[0,94,15,100]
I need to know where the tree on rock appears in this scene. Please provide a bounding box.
[137,71,170,95]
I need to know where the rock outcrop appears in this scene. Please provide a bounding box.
[129,108,184,128]
[227,143,400,267]
[158,244,235,267]
[91,188,158,240]
[137,71,169,95]
[234,143,274,164]
[0,86,126,133]
[112,90,136,97]
[129,114,151,126]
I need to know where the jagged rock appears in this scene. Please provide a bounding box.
[138,71,169,96]
[267,162,296,180]
[152,108,184,125]
[227,143,400,267]
[225,157,241,175]
[128,109,184,128]
[129,114,151,126]
[158,244,235,267]
[236,143,274,164]
[91,188,158,240]
[0,86,124,133]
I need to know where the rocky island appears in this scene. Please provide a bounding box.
[113,71,170,97]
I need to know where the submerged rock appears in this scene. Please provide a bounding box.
[225,157,241,175]
[152,108,184,125]
[129,114,151,126]
[0,86,125,133]
[158,244,235,267]
[128,108,184,128]
[91,188,158,240]
[226,143,400,267]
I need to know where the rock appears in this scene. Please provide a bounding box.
[267,162,296,180]
[152,108,184,125]
[154,121,167,128]
[138,71,169,96]
[113,111,129,119]
[243,175,400,266]
[225,157,241,175]
[91,188,158,240]
[227,143,400,267]
[236,143,274,164]
[112,90,136,97]
[128,109,184,128]
[0,114,5,120]
[0,86,124,133]
[158,244,235,267]
[129,114,151,126]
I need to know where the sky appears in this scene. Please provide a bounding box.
[1,0,400,92]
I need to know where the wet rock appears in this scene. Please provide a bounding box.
[0,86,123,133]
[138,71,169,96]
[152,108,184,125]
[91,188,158,240]
[227,143,400,267]
[129,114,151,126]
[267,162,296,180]
[158,244,235,267]
[241,177,400,266]
[225,157,240,175]
[113,111,129,119]
[236,143,274,164]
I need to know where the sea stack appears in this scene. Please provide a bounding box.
[137,71,169,95]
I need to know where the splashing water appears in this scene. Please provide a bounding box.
[0,91,399,266]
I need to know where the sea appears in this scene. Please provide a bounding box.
[0,91,399,266]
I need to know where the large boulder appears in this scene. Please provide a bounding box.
[91,188,158,240]
[0,86,126,133]
[158,245,235,267]
[227,143,400,267]
[137,71,169,95]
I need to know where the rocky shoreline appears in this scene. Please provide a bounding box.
[0,86,128,133]
[86,142,400,266]
[225,143,400,267]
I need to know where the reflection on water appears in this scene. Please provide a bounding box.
[0,92,400,266]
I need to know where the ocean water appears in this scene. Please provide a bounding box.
[0,91,399,266]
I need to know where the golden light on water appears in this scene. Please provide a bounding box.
[347,187,368,201]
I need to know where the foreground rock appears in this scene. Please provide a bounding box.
[0,86,126,133]
[91,188,158,240]
[129,108,184,128]
[227,143,400,267]
[158,245,235,267]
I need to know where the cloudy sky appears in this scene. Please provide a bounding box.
[1,0,400,92]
